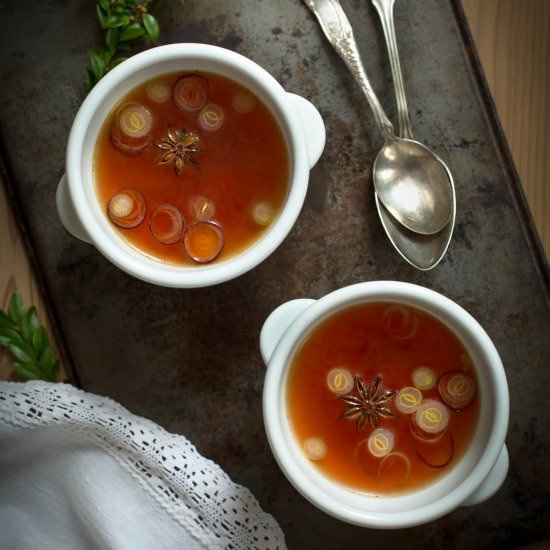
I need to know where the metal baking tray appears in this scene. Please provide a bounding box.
[1,1,548,547]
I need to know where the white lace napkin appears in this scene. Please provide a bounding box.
[0,381,286,549]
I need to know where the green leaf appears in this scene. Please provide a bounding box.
[86,0,165,88]
[103,14,129,29]
[20,312,31,343]
[46,361,59,382]
[20,307,39,344]
[0,310,14,329]
[117,14,131,27]
[89,51,106,80]
[142,13,160,42]
[100,47,113,64]
[119,23,146,42]
[107,56,127,71]
[0,327,24,348]
[1,292,60,381]
[31,325,48,355]
[113,4,131,15]
[96,4,106,27]
[8,293,24,325]
[39,345,55,366]
[85,68,96,91]
[12,362,43,380]
[39,347,59,381]
[8,342,36,364]
[116,42,132,51]
[105,27,120,53]
[30,307,40,331]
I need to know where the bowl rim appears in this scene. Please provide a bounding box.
[262,281,509,528]
[66,43,310,287]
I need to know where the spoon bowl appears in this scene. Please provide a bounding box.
[375,137,452,235]
[375,181,455,270]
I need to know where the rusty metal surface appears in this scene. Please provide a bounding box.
[1,1,549,548]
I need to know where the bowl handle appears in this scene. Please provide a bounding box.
[462,445,509,507]
[56,174,92,244]
[286,93,326,170]
[260,299,315,365]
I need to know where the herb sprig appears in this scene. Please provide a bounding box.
[86,0,164,90]
[0,293,59,382]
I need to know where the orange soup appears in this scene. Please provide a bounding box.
[94,72,289,265]
[287,302,480,495]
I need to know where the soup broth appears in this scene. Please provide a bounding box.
[286,302,480,495]
[94,72,289,265]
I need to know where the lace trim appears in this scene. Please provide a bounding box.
[0,381,286,550]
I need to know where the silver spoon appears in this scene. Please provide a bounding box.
[372,0,455,269]
[376,175,455,270]
[303,0,453,235]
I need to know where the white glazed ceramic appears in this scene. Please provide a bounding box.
[56,43,325,287]
[261,281,509,529]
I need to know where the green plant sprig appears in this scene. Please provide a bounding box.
[86,0,164,90]
[0,293,59,382]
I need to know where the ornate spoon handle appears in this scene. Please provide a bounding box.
[371,0,413,139]
[303,0,395,141]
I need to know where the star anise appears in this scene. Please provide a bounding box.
[155,127,202,175]
[338,375,397,433]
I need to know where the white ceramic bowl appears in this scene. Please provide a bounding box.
[56,43,325,287]
[261,281,509,528]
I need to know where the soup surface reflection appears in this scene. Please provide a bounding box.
[94,71,289,265]
[287,302,480,495]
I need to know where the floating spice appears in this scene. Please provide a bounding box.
[199,103,225,131]
[146,79,172,103]
[173,74,209,112]
[303,437,327,461]
[382,305,418,340]
[183,221,224,263]
[339,375,397,433]
[252,201,274,226]
[395,386,423,414]
[412,366,436,390]
[107,188,146,228]
[353,438,379,475]
[155,127,202,175]
[414,431,455,469]
[326,367,354,395]
[367,428,395,458]
[232,90,257,113]
[377,452,411,486]
[110,103,153,155]
[149,203,184,244]
[410,399,450,443]
[438,371,476,410]
[189,196,215,221]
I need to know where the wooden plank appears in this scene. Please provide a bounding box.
[462,0,550,259]
[0,176,67,381]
